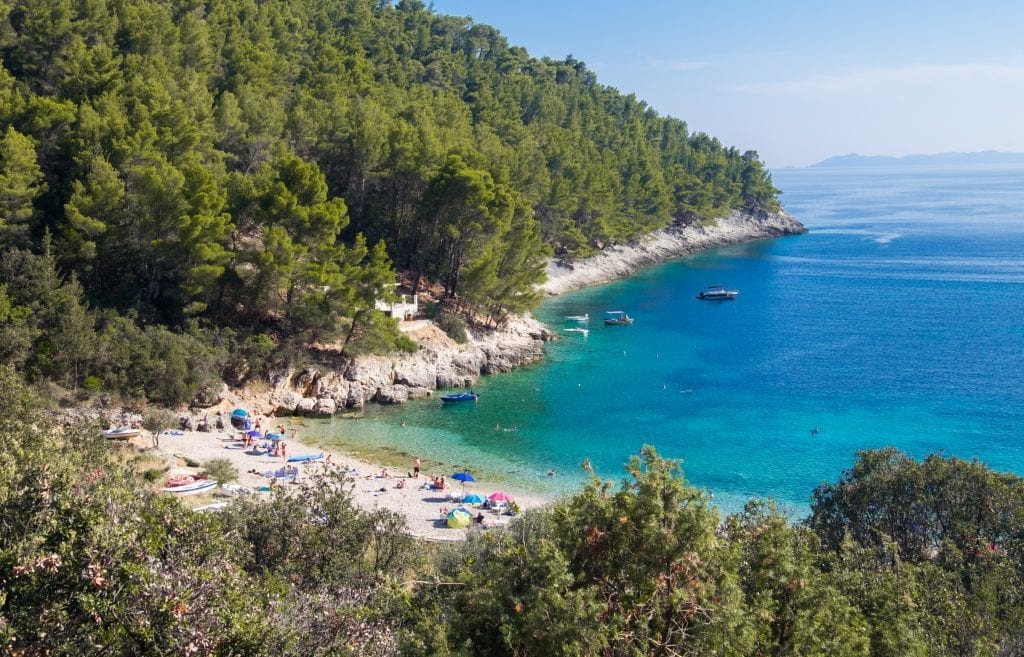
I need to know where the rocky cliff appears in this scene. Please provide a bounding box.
[218,315,553,418]
[540,210,806,295]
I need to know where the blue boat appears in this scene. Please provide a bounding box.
[441,392,479,403]
[287,453,324,463]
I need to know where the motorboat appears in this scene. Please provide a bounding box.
[441,392,479,403]
[697,285,739,300]
[603,311,634,325]
[101,427,141,440]
[565,314,589,322]
[564,327,589,336]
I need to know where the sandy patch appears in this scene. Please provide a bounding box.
[138,428,551,542]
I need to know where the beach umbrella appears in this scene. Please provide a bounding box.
[451,471,475,493]
[487,491,513,502]
[266,432,284,441]
[462,493,485,505]
[446,507,473,528]
[246,430,263,438]
[231,408,248,418]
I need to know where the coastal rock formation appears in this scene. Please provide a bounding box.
[251,315,553,417]
[540,209,806,295]
[191,381,228,408]
[312,397,336,416]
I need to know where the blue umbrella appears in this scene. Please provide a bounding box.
[451,471,475,493]
[266,432,284,441]
[231,408,248,418]
[462,493,484,505]
[246,430,263,438]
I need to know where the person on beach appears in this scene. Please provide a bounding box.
[413,458,421,478]
[381,467,390,478]
[280,441,287,459]
[439,475,447,490]
[395,478,406,489]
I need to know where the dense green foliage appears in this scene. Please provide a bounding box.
[0,0,780,401]
[3,362,1022,655]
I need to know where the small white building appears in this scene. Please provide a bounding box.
[375,286,418,320]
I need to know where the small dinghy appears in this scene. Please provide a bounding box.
[441,392,479,403]
[101,428,141,440]
[565,314,589,322]
[564,327,589,336]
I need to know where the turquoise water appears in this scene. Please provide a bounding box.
[302,164,1024,516]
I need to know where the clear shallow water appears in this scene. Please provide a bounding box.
[303,164,1024,516]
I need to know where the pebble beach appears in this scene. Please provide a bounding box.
[142,427,550,542]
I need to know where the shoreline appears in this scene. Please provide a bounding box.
[539,209,806,295]
[130,426,551,542]
[88,208,804,539]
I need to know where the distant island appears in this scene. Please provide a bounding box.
[810,150,1024,168]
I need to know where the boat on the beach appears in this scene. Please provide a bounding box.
[564,327,589,336]
[697,285,739,300]
[101,427,141,440]
[162,479,218,495]
[287,453,324,463]
[604,310,634,325]
[441,392,479,403]
[565,314,589,322]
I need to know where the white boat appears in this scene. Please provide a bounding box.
[162,479,218,495]
[604,311,634,325]
[565,314,589,322]
[564,327,589,336]
[697,285,739,300]
[101,428,141,440]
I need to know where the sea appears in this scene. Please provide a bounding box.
[299,163,1024,517]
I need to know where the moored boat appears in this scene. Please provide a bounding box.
[441,392,479,403]
[603,310,634,325]
[565,314,589,322]
[697,285,739,300]
[101,427,141,440]
[564,327,589,336]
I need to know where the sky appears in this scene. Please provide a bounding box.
[427,0,1024,169]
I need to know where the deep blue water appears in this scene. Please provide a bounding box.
[301,164,1024,516]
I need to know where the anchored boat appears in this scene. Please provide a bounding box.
[697,285,739,300]
[441,392,479,403]
[603,311,634,325]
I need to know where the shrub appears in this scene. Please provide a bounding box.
[142,467,167,482]
[201,458,239,485]
[82,375,102,391]
[435,313,467,344]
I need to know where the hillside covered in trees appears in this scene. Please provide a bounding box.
[0,0,780,403]
[2,370,1023,656]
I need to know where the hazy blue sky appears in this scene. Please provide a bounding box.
[428,1,1024,168]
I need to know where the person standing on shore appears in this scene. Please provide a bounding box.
[413,458,421,478]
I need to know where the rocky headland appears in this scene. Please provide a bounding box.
[540,209,806,295]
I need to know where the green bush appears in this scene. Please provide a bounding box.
[82,375,102,391]
[142,467,167,482]
[435,312,467,344]
[201,458,239,485]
